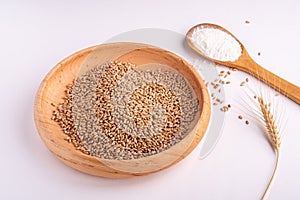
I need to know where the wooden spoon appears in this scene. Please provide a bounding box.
[186,23,300,105]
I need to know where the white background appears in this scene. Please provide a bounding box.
[1,1,300,199]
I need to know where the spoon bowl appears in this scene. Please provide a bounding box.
[186,23,300,105]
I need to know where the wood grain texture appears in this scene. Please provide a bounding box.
[34,42,211,178]
[186,23,300,105]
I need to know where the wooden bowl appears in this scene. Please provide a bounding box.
[34,42,210,178]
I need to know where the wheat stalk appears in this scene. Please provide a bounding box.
[257,96,281,200]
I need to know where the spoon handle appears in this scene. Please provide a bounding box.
[237,56,300,105]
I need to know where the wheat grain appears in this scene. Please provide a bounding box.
[257,97,281,151]
[51,61,199,159]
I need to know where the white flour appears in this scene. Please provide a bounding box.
[191,27,242,62]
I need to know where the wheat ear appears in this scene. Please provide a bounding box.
[257,97,281,200]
